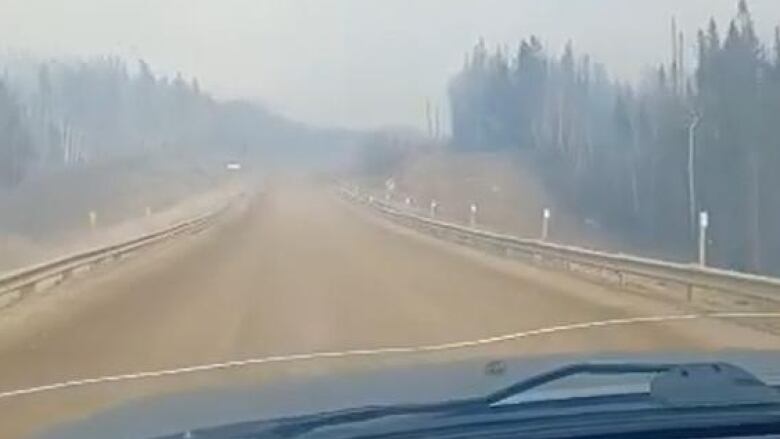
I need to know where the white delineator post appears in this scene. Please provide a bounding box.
[430,200,438,218]
[699,211,709,266]
[88,211,98,230]
[469,203,478,228]
[541,208,551,241]
[384,178,395,203]
[405,197,412,208]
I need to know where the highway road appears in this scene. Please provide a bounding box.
[1,182,778,438]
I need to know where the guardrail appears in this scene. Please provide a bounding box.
[341,187,780,308]
[0,203,230,309]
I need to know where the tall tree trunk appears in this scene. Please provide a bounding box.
[747,150,761,271]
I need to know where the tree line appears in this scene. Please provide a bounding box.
[448,1,780,275]
[0,57,214,186]
[0,56,349,189]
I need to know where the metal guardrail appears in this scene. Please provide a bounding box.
[0,203,229,309]
[342,188,780,306]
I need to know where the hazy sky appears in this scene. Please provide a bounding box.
[0,0,779,130]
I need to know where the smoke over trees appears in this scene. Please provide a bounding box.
[0,57,213,184]
[0,82,33,187]
[0,56,353,190]
[448,1,780,275]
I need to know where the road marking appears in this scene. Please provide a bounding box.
[1,312,779,400]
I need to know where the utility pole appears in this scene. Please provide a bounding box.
[688,112,701,236]
[679,31,685,96]
[671,17,678,95]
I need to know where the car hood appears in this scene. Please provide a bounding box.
[36,350,780,439]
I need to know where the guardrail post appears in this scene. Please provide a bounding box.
[469,203,478,228]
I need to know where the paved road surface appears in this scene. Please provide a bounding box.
[1,182,778,437]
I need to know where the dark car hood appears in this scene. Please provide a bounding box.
[36,350,780,439]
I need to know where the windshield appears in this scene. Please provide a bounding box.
[1,1,780,438]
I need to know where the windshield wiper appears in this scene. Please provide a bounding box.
[481,362,673,405]
[484,361,780,407]
[273,362,780,436]
[262,363,675,437]
[165,362,780,438]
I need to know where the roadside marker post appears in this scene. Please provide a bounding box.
[469,203,478,228]
[88,211,98,230]
[699,211,709,266]
[384,178,395,203]
[430,200,438,218]
[541,208,551,241]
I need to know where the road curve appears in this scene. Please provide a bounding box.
[0,181,778,437]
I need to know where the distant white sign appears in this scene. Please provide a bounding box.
[226,162,242,171]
